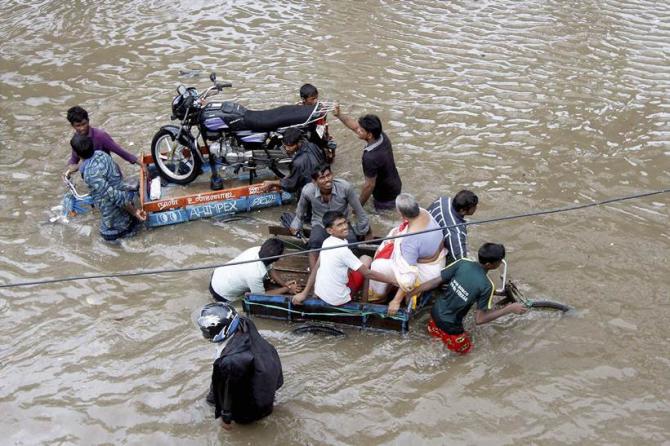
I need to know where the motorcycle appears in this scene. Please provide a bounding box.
[151,73,334,189]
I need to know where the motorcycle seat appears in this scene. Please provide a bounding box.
[242,105,316,132]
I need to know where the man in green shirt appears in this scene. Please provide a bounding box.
[409,243,527,354]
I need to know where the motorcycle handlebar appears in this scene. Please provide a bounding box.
[215,82,232,90]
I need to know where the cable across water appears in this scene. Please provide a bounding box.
[1,187,668,289]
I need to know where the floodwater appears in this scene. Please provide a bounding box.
[1,1,669,444]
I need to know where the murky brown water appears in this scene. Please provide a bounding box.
[1,1,669,444]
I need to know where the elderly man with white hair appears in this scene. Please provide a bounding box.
[367,193,446,315]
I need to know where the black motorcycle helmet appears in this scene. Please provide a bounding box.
[197,302,240,343]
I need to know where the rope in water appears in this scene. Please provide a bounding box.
[1,187,668,289]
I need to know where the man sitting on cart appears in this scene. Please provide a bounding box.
[406,242,527,354]
[367,193,445,315]
[292,211,396,306]
[289,164,370,268]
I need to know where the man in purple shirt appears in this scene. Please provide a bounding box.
[64,106,138,177]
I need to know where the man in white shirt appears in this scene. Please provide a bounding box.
[292,211,397,306]
[210,238,300,302]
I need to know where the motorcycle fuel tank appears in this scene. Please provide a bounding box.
[200,101,246,139]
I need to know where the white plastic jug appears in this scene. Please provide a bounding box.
[150,177,161,200]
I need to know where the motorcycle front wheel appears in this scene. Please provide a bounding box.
[150,129,202,185]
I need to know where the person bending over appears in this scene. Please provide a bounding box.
[290,164,370,268]
[408,243,527,354]
[209,238,301,302]
[198,302,283,430]
[70,134,145,240]
[427,190,478,264]
[333,105,402,210]
[65,106,137,178]
[292,211,397,306]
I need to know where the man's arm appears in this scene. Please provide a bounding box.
[292,258,320,304]
[406,275,444,296]
[474,279,527,324]
[265,269,301,295]
[474,303,527,325]
[261,179,281,190]
[359,176,376,207]
[99,129,138,164]
[346,184,370,236]
[213,358,238,430]
[357,263,397,286]
[64,161,80,178]
[67,151,81,167]
[333,104,362,134]
[123,203,147,222]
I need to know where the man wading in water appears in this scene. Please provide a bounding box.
[198,302,283,430]
[70,134,146,240]
[407,243,527,354]
[64,106,137,178]
[333,106,402,210]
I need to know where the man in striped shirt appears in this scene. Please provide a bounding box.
[427,190,479,264]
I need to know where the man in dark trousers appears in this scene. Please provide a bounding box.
[333,105,402,210]
[198,302,283,430]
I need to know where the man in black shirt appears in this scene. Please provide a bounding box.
[334,106,402,210]
[262,127,326,196]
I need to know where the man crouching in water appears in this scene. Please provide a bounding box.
[408,243,527,354]
[292,211,397,305]
[198,302,283,430]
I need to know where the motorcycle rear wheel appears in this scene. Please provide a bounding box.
[151,129,202,185]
